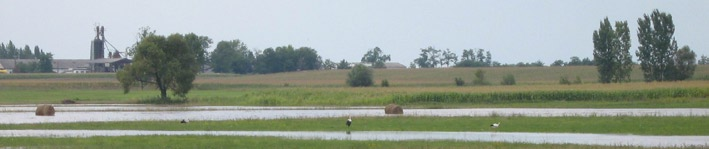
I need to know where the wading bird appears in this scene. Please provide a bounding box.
[181,119,189,124]
[346,116,352,128]
[490,122,500,129]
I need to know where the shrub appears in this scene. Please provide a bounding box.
[472,69,490,85]
[573,76,582,84]
[347,64,373,87]
[559,76,571,85]
[381,79,390,87]
[501,74,516,85]
[454,77,465,86]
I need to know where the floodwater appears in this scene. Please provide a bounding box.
[0,130,706,147]
[2,104,708,147]
[1,104,708,124]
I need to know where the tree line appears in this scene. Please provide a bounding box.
[0,41,54,73]
[210,40,323,74]
[593,9,698,83]
[551,56,595,67]
[0,41,51,59]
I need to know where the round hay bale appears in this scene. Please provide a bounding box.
[35,105,55,116]
[384,104,403,114]
[61,99,77,104]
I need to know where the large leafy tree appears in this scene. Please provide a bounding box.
[361,47,391,68]
[322,59,336,70]
[613,21,633,82]
[6,41,17,59]
[21,45,33,59]
[636,9,696,81]
[295,47,322,71]
[675,46,696,80]
[253,45,322,73]
[347,64,373,87]
[37,53,53,72]
[210,40,253,74]
[33,46,42,59]
[699,55,708,65]
[440,49,458,67]
[337,59,351,69]
[0,43,6,58]
[414,46,438,68]
[275,45,297,72]
[456,48,491,67]
[184,33,212,72]
[117,29,204,100]
[592,17,633,83]
[567,56,582,66]
[551,60,565,66]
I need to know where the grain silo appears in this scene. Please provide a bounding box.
[90,26,106,72]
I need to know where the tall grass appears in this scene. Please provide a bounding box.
[392,87,708,104]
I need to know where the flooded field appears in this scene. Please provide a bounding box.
[2,104,708,147]
[0,130,706,147]
[1,104,708,124]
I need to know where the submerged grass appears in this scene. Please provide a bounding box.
[0,135,668,149]
[3,116,708,135]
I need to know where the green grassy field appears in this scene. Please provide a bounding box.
[0,66,707,108]
[0,136,666,149]
[0,82,707,107]
[3,116,707,135]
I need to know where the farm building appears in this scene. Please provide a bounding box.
[0,58,131,73]
[0,26,131,73]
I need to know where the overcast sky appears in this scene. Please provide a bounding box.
[1,0,707,66]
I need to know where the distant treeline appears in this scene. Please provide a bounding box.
[0,41,51,59]
[210,40,322,74]
[0,41,54,73]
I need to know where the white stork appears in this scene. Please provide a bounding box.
[346,116,352,128]
[490,122,500,129]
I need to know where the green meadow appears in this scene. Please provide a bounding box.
[0,65,708,108]
[0,136,667,149]
[3,116,708,135]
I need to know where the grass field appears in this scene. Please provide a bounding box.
[3,116,707,135]
[0,66,707,108]
[0,81,707,107]
[0,136,665,149]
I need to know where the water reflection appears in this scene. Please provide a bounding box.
[0,130,706,147]
[0,105,708,124]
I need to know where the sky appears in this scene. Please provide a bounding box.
[1,0,708,66]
